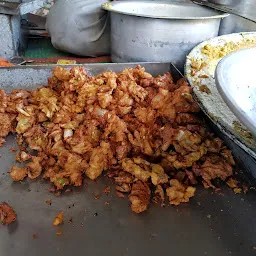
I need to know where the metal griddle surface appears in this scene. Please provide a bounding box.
[0,63,256,256]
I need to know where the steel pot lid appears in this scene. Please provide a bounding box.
[102,1,229,20]
[215,47,256,137]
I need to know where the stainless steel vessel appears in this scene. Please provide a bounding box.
[219,14,256,35]
[102,1,228,72]
[207,0,256,35]
[215,47,256,138]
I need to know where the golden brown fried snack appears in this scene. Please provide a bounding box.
[16,151,31,162]
[86,142,114,180]
[152,185,165,206]
[53,211,64,226]
[226,178,242,194]
[0,89,7,113]
[0,113,16,138]
[166,179,196,205]
[129,181,151,213]
[150,164,169,185]
[121,158,151,182]
[0,66,238,214]
[0,202,17,225]
[192,152,233,188]
[10,166,27,181]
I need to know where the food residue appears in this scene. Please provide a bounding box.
[226,178,242,194]
[32,234,38,239]
[94,194,101,200]
[53,211,64,226]
[104,186,111,194]
[0,202,17,225]
[199,85,211,94]
[56,231,62,236]
[45,199,52,205]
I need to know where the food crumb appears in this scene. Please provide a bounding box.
[55,191,61,197]
[242,184,248,194]
[94,212,98,217]
[9,148,17,153]
[48,187,56,192]
[56,231,62,236]
[45,199,52,205]
[104,186,111,194]
[68,218,73,224]
[116,191,125,198]
[0,202,17,225]
[207,214,211,219]
[94,194,101,200]
[53,211,64,226]
[32,234,38,239]
[105,201,110,205]
[199,85,211,94]
[234,188,242,194]
[198,74,209,78]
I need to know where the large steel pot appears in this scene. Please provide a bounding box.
[102,1,228,71]
[207,0,256,35]
[219,15,256,35]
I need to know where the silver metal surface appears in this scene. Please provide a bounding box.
[1,63,256,256]
[219,14,256,36]
[208,0,256,23]
[102,1,228,72]
[215,47,256,138]
[192,0,256,22]
[192,0,256,35]
[185,32,256,162]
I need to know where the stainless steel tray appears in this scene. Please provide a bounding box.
[1,63,256,256]
[185,32,256,173]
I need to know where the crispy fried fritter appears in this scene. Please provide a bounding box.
[16,151,31,162]
[0,89,7,113]
[53,211,64,226]
[10,166,27,181]
[152,185,165,206]
[129,181,151,213]
[0,113,16,138]
[150,164,169,185]
[0,66,238,214]
[0,202,16,225]
[192,152,233,188]
[121,158,151,182]
[166,179,196,205]
[86,142,114,180]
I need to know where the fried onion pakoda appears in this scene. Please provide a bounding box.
[0,66,237,213]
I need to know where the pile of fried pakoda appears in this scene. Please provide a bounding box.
[0,66,235,213]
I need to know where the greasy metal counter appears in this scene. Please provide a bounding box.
[0,63,256,256]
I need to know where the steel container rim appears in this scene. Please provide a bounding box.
[102,1,229,20]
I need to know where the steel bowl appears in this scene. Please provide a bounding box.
[102,1,228,72]
[215,47,256,138]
